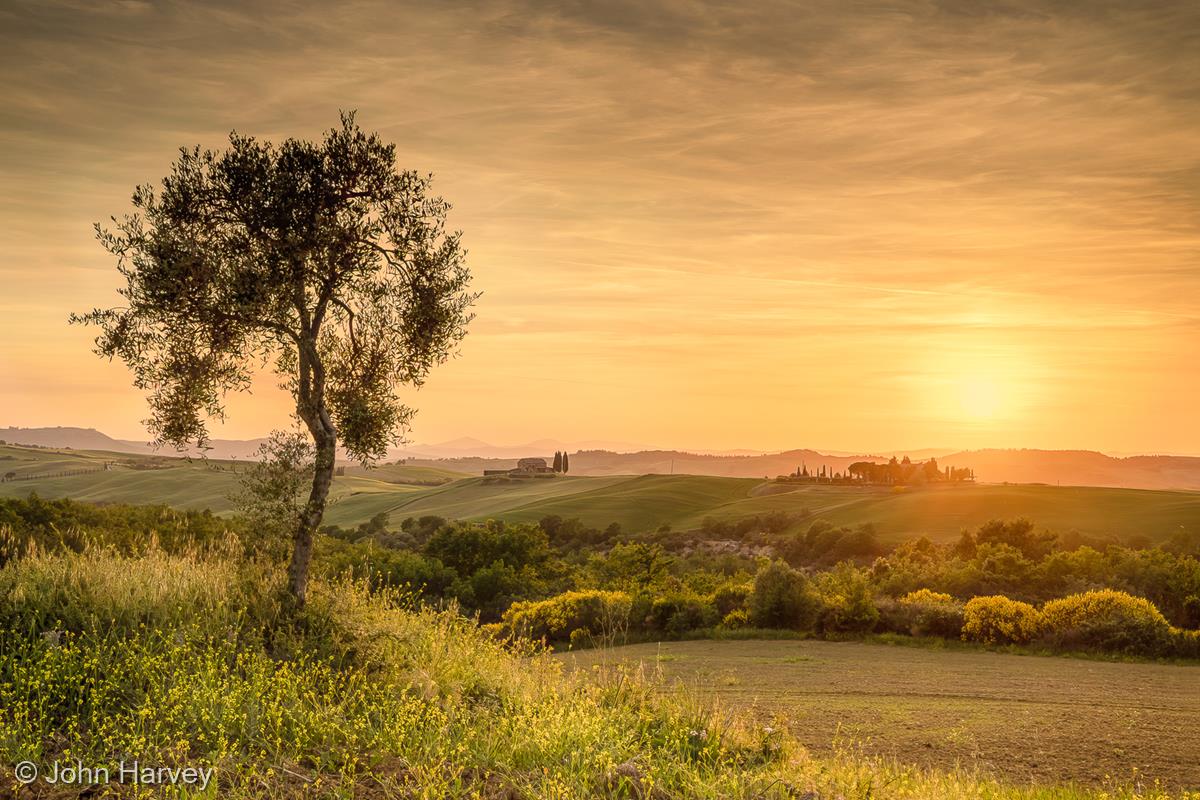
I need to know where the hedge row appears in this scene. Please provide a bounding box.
[498,563,1200,660]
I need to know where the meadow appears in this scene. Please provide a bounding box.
[562,638,1200,789]
[1,544,1195,799]
[4,444,1199,544]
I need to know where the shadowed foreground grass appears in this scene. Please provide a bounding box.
[0,547,1195,798]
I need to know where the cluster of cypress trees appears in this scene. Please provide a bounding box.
[551,451,570,473]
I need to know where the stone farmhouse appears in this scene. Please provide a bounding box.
[483,457,556,478]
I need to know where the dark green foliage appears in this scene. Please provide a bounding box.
[700,511,794,540]
[319,517,572,621]
[779,521,883,566]
[646,592,718,636]
[319,538,456,597]
[871,523,1200,629]
[815,563,879,633]
[964,518,1057,560]
[586,541,674,591]
[0,494,253,567]
[537,515,615,547]
[401,515,449,544]
[711,581,753,617]
[425,519,550,577]
[748,560,821,631]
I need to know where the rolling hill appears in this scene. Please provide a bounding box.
[6,427,1200,490]
[402,448,1200,490]
[3,443,1197,543]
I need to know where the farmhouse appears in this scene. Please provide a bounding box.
[483,457,556,478]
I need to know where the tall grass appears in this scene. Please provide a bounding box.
[0,548,1194,799]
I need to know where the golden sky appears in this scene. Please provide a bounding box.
[2,0,1198,454]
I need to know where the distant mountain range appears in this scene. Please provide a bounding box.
[0,426,271,460]
[3,426,1199,491]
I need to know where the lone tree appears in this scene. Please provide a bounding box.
[72,113,477,604]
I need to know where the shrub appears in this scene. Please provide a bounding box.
[319,539,455,597]
[903,588,953,604]
[894,589,965,638]
[1172,627,1200,659]
[711,581,753,617]
[748,560,820,631]
[646,592,717,636]
[1041,590,1172,654]
[500,589,631,644]
[962,595,1043,645]
[815,563,878,633]
[721,608,751,629]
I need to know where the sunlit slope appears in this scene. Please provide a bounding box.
[0,444,426,516]
[341,462,470,484]
[471,474,761,532]
[3,443,1197,542]
[333,475,1200,542]
[690,482,1200,542]
[321,474,633,526]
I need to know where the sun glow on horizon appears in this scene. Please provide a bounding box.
[958,374,1007,421]
[917,338,1038,432]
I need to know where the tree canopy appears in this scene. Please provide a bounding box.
[73,112,477,601]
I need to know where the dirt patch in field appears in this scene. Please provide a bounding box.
[560,639,1200,789]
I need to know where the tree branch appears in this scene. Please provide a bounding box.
[331,297,360,359]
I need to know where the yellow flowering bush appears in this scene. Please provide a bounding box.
[895,589,965,638]
[900,589,952,605]
[500,589,631,643]
[961,595,1044,645]
[1041,590,1171,654]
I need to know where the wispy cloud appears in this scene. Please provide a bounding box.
[1,0,1197,451]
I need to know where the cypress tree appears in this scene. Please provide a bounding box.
[553,451,563,473]
[562,452,570,473]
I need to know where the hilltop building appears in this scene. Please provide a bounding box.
[484,457,556,478]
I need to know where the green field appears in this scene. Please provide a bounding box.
[561,639,1200,788]
[3,443,1199,541]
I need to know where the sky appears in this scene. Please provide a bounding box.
[2,0,1198,455]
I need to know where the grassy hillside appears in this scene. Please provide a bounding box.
[325,474,762,532]
[0,444,445,518]
[341,462,470,485]
[4,444,1198,542]
[693,482,1200,543]
[331,476,1199,543]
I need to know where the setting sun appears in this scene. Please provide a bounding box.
[958,375,1007,421]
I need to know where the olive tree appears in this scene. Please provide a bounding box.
[73,113,477,603]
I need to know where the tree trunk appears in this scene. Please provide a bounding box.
[288,408,337,605]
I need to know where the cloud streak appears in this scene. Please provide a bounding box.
[1,0,1198,452]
